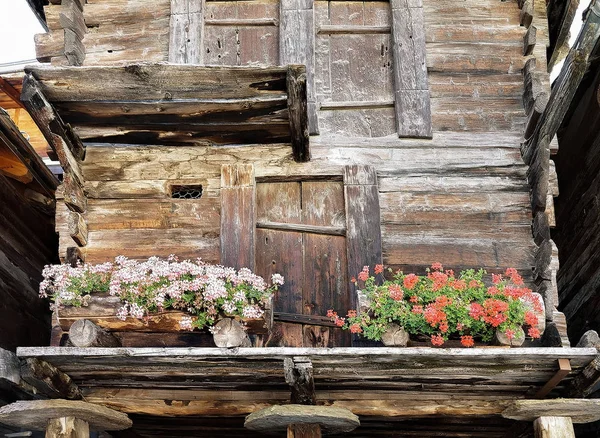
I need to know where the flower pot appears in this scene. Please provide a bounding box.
[380,324,409,347]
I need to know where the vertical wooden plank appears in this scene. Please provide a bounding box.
[287,65,310,162]
[390,0,432,138]
[220,164,255,270]
[302,181,349,347]
[344,165,383,308]
[280,0,319,134]
[255,182,303,347]
[169,0,205,64]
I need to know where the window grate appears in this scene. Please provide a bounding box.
[171,185,203,199]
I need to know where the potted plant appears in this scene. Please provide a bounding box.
[40,255,284,347]
[327,263,544,347]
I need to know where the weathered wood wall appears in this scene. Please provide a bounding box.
[0,111,58,351]
[44,0,537,315]
[553,57,600,342]
[37,0,541,346]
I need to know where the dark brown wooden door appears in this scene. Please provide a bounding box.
[255,180,350,347]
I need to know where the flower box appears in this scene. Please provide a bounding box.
[55,293,272,336]
[41,256,282,348]
[328,263,546,348]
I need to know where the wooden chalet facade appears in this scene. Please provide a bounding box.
[2,0,600,437]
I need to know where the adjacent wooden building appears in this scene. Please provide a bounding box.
[0,78,58,352]
[2,0,600,436]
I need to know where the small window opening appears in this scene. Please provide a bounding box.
[171,185,203,199]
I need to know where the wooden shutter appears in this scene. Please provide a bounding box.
[220,164,255,270]
[390,0,432,138]
[344,165,383,306]
[280,0,319,134]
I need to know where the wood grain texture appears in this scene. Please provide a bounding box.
[344,165,382,310]
[168,0,205,64]
[280,0,318,134]
[391,0,432,138]
[220,164,255,270]
[534,417,575,438]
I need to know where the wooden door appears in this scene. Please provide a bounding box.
[255,179,350,347]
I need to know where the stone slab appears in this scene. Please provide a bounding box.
[0,400,132,430]
[245,404,359,435]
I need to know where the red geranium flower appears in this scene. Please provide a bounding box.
[461,335,475,347]
[431,334,444,346]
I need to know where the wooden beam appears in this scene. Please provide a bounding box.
[286,65,310,162]
[220,164,256,270]
[280,0,318,135]
[68,211,88,247]
[390,0,432,138]
[284,357,316,405]
[20,358,82,400]
[0,78,24,109]
[548,0,581,71]
[566,355,600,397]
[168,0,205,64]
[0,109,60,195]
[534,358,572,398]
[20,74,84,184]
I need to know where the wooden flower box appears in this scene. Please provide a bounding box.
[51,293,273,348]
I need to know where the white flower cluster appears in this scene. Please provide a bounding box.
[40,256,284,331]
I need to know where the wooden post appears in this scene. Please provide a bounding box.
[280,0,318,135]
[46,417,89,438]
[286,65,310,162]
[534,417,575,438]
[390,0,432,138]
[220,164,256,270]
[287,424,322,438]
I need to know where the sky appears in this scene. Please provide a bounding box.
[0,0,45,72]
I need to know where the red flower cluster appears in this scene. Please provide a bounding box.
[431,334,444,346]
[327,309,345,327]
[482,299,509,327]
[424,304,447,328]
[389,284,404,301]
[461,335,475,347]
[358,266,369,282]
[403,273,419,290]
[431,262,444,271]
[505,268,524,285]
[350,323,362,333]
[374,264,384,275]
[428,271,449,291]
